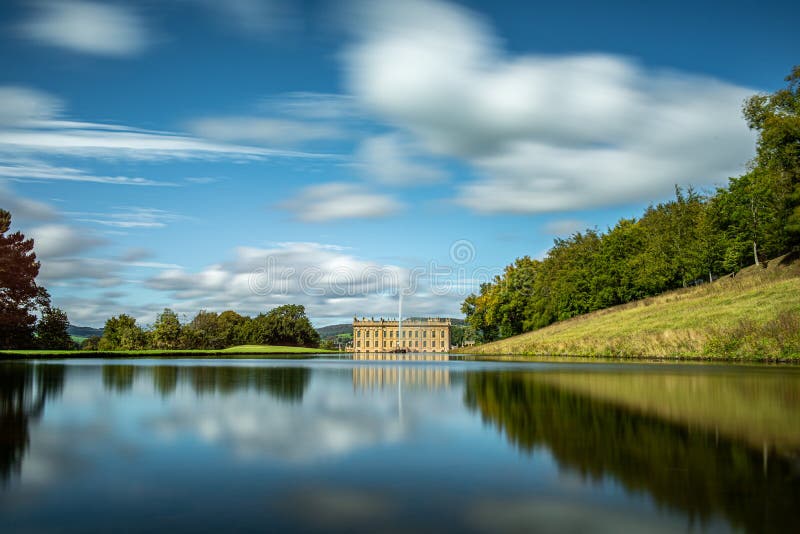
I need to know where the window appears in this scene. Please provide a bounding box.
[366,341,370,347]
[357,341,361,347]
[432,330,436,338]
[383,341,386,348]
[415,340,419,347]
[423,341,427,347]
[415,330,419,338]
[422,330,426,338]
[441,341,445,348]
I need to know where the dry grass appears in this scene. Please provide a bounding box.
[460,254,800,360]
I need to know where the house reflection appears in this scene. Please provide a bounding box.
[352,365,450,391]
[351,353,451,362]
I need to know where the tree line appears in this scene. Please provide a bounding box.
[83,304,320,351]
[463,66,800,342]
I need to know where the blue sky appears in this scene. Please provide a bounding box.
[1,0,797,327]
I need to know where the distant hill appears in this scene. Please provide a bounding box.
[67,325,104,338]
[316,323,352,340]
[316,317,465,341]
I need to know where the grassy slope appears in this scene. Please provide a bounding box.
[459,254,800,360]
[0,345,335,358]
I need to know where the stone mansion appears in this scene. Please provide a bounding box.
[350,317,452,353]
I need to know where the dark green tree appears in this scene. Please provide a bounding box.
[0,209,50,349]
[248,304,320,347]
[36,307,73,350]
[217,310,247,347]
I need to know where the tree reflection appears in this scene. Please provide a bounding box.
[102,365,137,392]
[0,363,65,484]
[98,364,311,402]
[464,371,800,533]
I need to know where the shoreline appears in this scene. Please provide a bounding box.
[3,350,799,365]
[0,346,336,359]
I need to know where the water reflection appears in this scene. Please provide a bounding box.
[352,366,451,391]
[0,363,64,484]
[1,360,799,532]
[351,353,451,361]
[465,370,800,533]
[100,363,310,402]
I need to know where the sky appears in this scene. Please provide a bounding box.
[0,0,798,328]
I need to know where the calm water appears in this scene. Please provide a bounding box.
[1,357,799,533]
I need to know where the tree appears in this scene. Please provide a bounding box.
[217,310,247,347]
[185,310,222,349]
[151,308,181,349]
[36,307,73,350]
[743,65,800,248]
[248,305,320,347]
[0,209,50,349]
[98,314,147,351]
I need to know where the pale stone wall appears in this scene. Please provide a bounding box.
[351,318,451,353]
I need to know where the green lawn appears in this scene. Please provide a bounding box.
[0,344,336,358]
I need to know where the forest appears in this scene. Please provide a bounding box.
[462,66,800,342]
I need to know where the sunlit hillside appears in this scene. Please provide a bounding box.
[459,254,800,360]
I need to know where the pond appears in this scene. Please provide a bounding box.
[1,357,799,533]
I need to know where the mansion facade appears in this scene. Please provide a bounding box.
[350,318,451,353]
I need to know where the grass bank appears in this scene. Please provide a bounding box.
[458,254,800,361]
[0,344,336,359]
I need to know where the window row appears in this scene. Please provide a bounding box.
[355,329,448,338]
[355,340,448,348]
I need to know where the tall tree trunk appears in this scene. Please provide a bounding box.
[753,240,759,266]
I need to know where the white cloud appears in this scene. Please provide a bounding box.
[0,85,334,164]
[281,182,403,222]
[19,1,150,57]
[0,159,174,186]
[356,134,446,186]
[0,182,59,222]
[0,124,302,161]
[143,242,432,321]
[138,241,472,325]
[69,207,188,229]
[187,116,347,146]
[343,0,756,213]
[0,86,62,126]
[28,224,104,259]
